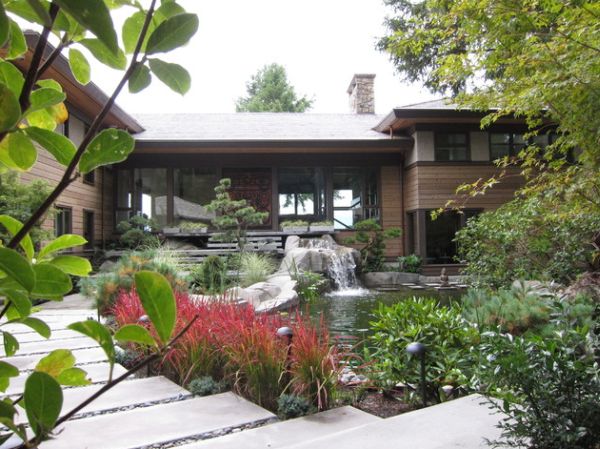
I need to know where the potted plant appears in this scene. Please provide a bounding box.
[280,219,309,233]
[309,220,335,233]
[162,225,180,235]
[179,220,209,234]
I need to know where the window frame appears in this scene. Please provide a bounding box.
[83,209,94,249]
[55,206,72,237]
[434,132,471,162]
[332,167,380,230]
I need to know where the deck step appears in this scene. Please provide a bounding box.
[1,335,99,356]
[282,395,504,449]
[3,328,84,343]
[38,393,276,449]
[178,406,380,449]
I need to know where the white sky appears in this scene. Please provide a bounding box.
[89,0,435,115]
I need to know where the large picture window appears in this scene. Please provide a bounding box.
[333,167,378,229]
[278,168,325,220]
[425,210,479,264]
[173,168,218,225]
[435,133,469,161]
[134,169,168,227]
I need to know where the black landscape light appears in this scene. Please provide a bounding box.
[406,342,427,408]
[276,326,294,372]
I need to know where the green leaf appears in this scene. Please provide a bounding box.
[54,0,118,54]
[6,20,27,60]
[148,59,190,95]
[0,4,11,52]
[18,317,51,338]
[31,264,72,299]
[24,372,63,439]
[0,361,19,379]
[24,126,76,166]
[0,215,34,260]
[48,256,92,277]
[25,0,52,26]
[68,321,115,363]
[146,13,198,55]
[0,83,21,133]
[0,131,37,171]
[25,108,57,131]
[0,62,25,97]
[122,10,149,54]
[0,248,35,291]
[0,400,16,422]
[154,2,185,22]
[128,64,152,93]
[5,0,50,24]
[35,349,75,378]
[3,332,18,357]
[79,38,126,70]
[134,271,176,344]
[4,290,32,318]
[68,48,91,85]
[79,129,134,174]
[36,79,63,92]
[114,324,156,347]
[56,367,90,386]
[28,88,66,114]
[38,234,87,260]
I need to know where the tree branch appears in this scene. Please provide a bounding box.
[7,0,159,250]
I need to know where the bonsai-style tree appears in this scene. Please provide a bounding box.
[344,219,401,272]
[205,178,268,250]
[0,1,198,446]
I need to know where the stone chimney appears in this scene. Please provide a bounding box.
[347,74,376,114]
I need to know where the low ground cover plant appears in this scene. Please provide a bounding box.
[111,291,338,412]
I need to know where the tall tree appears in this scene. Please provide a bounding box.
[378,0,600,210]
[236,63,313,112]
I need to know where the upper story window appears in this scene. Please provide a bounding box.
[83,170,95,185]
[434,133,469,161]
[55,207,72,237]
[490,132,559,161]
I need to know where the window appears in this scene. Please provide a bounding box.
[133,169,168,227]
[55,207,72,237]
[83,169,95,185]
[115,169,133,224]
[333,167,379,229]
[83,210,94,249]
[425,209,479,264]
[278,168,325,220]
[173,168,219,225]
[435,133,469,161]
[489,133,527,159]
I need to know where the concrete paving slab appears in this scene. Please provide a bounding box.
[1,321,79,334]
[4,347,107,371]
[179,406,380,449]
[13,376,190,425]
[39,294,95,310]
[1,335,99,356]
[7,363,127,395]
[39,393,276,449]
[283,395,506,449]
[3,329,83,343]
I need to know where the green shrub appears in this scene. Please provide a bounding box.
[188,376,222,396]
[455,196,600,287]
[280,220,309,228]
[293,270,328,302]
[368,297,479,403]
[239,252,276,287]
[114,346,142,369]
[116,215,160,249]
[277,394,313,419]
[344,219,401,273]
[179,221,208,231]
[189,255,229,294]
[479,323,600,449]
[397,254,422,273]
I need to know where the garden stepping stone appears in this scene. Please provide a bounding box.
[6,362,127,395]
[1,335,99,356]
[37,393,276,449]
[283,395,505,449]
[2,328,83,343]
[3,347,107,371]
[13,376,191,425]
[177,406,381,449]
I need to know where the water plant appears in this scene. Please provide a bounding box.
[397,254,422,273]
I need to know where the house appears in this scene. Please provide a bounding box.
[13,37,543,274]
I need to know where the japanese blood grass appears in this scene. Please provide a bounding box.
[111,291,339,412]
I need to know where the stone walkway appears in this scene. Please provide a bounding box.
[1,294,508,449]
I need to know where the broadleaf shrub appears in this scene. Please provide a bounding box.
[367,297,479,402]
[277,394,312,420]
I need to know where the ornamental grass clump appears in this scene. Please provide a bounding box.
[111,291,338,412]
[239,252,276,287]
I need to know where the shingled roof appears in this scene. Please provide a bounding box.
[133,113,392,142]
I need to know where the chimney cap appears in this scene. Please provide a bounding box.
[346,73,376,94]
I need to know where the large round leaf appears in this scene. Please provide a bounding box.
[79,129,134,174]
[24,127,76,166]
[24,372,63,439]
[134,271,176,345]
[0,131,37,171]
[0,248,34,292]
[0,83,21,133]
[148,59,190,95]
[146,13,198,55]
[31,264,72,299]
